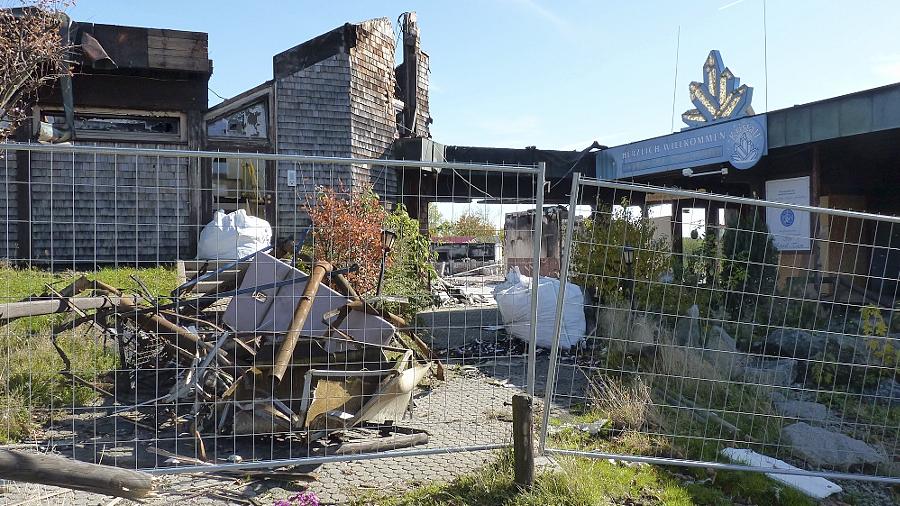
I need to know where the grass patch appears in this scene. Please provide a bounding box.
[355,450,815,506]
[0,265,178,442]
[584,357,782,462]
[0,265,178,300]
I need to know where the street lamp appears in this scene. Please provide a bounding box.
[622,245,635,267]
[622,245,635,310]
[376,228,397,297]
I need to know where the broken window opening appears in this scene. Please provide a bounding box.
[39,109,184,142]
[206,101,268,139]
[211,157,268,218]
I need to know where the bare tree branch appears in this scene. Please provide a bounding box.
[0,1,72,142]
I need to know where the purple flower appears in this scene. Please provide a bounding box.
[273,491,319,506]
[290,491,320,506]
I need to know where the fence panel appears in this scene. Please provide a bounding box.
[541,174,900,485]
[0,142,544,475]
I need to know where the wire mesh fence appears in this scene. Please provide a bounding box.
[0,142,545,474]
[541,174,900,485]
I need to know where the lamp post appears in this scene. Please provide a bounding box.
[376,228,397,297]
[622,245,635,311]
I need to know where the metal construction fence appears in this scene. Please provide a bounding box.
[541,174,900,485]
[0,142,545,474]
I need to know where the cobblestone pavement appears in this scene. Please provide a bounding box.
[0,364,524,506]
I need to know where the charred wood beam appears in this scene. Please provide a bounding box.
[0,450,154,499]
[0,295,134,321]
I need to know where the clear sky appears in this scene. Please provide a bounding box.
[67,0,900,152]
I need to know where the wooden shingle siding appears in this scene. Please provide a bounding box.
[272,18,407,244]
[26,143,193,264]
[274,53,354,238]
[349,18,398,200]
[415,51,431,136]
[0,154,16,259]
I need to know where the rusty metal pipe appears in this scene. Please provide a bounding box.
[93,280,230,365]
[271,261,332,383]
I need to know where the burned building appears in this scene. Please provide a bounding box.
[3,22,210,264]
[201,13,430,247]
[1,13,431,265]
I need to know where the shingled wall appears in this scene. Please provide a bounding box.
[25,143,194,264]
[273,17,405,243]
[0,154,16,259]
[274,52,353,238]
[414,50,431,138]
[348,18,399,197]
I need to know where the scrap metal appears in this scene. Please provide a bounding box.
[0,251,439,471]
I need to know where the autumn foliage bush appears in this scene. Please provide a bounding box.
[308,185,388,295]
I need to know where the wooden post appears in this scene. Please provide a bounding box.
[671,200,684,281]
[512,393,534,489]
[0,450,154,499]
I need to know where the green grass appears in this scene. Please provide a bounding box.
[0,265,178,300]
[0,265,178,442]
[355,450,815,506]
[817,391,900,429]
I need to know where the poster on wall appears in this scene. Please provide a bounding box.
[765,176,811,251]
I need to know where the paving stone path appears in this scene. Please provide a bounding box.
[0,365,523,505]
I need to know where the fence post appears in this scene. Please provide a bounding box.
[527,161,546,396]
[538,172,581,452]
[512,393,534,489]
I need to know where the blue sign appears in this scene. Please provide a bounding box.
[596,114,767,180]
[780,209,795,227]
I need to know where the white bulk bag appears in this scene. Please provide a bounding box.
[493,267,585,350]
[197,209,272,260]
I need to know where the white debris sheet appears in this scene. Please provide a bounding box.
[721,448,842,499]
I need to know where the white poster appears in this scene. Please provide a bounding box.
[765,176,810,251]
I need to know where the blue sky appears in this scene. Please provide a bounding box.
[69,0,900,151]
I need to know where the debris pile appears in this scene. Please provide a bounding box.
[431,272,500,307]
[0,251,442,467]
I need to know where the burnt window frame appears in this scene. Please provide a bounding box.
[33,107,187,143]
[206,99,269,142]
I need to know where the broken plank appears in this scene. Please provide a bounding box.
[146,446,209,466]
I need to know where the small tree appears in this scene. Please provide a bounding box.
[719,208,778,320]
[573,201,670,307]
[384,204,436,318]
[308,185,387,295]
[447,212,496,242]
[427,202,451,237]
[1,1,71,142]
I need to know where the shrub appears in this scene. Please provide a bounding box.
[811,305,898,391]
[719,208,778,322]
[683,230,720,288]
[572,201,670,308]
[865,317,899,376]
[383,204,436,318]
[308,185,387,295]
